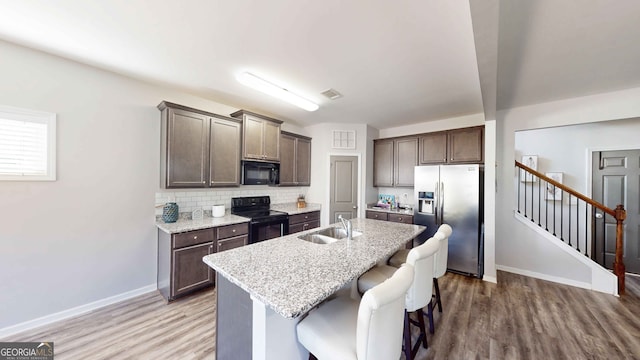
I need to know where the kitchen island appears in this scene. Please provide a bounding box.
[203,217,426,360]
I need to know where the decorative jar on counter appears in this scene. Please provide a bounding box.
[162,202,179,223]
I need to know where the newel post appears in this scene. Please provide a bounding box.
[613,204,626,294]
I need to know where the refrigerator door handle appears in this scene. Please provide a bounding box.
[440,182,445,225]
[435,181,440,225]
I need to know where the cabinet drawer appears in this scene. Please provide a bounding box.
[289,220,320,234]
[217,223,248,240]
[366,211,389,221]
[289,211,320,225]
[217,235,248,252]
[388,214,414,224]
[173,228,215,249]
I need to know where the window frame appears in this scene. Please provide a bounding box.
[0,105,57,181]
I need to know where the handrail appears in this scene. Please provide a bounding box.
[515,160,626,294]
[515,161,615,216]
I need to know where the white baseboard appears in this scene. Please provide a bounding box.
[496,265,592,290]
[0,284,156,339]
[482,275,497,284]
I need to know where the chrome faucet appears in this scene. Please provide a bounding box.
[338,215,353,240]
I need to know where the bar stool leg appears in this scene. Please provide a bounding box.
[427,301,435,334]
[416,308,428,349]
[434,278,443,312]
[403,311,412,360]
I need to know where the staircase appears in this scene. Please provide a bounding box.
[514,160,626,295]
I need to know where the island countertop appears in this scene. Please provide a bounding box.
[203,218,425,319]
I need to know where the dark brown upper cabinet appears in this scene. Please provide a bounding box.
[159,101,241,188]
[447,126,483,163]
[230,110,282,162]
[374,139,394,187]
[394,137,418,187]
[374,137,418,187]
[419,131,447,164]
[418,126,484,165]
[280,131,312,186]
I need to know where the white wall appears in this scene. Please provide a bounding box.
[496,86,640,284]
[515,117,640,195]
[0,39,248,330]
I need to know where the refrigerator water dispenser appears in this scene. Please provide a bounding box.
[417,191,434,214]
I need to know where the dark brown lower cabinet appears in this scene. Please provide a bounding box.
[365,210,388,221]
[388,213,414,224]
[288,211,320,234]
[172,242,214,297]
[366,210,414,224]
[158,222,248,302]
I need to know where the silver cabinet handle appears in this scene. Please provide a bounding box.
[353,206,357,209]
[232,229,236,233]
[193,235,198,239]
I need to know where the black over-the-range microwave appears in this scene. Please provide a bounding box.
[241,161,280,185]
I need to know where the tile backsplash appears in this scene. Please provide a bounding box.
[155,186,308,216]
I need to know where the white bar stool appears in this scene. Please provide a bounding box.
[389,224,452,334]
[297,264,414,360]
[357,237,440,360]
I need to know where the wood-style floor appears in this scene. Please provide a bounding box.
[2,272,639,359]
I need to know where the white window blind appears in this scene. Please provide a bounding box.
[0,105,56,181]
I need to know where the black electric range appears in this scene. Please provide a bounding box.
[231,196,289,244]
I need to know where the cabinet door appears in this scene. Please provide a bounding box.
[217,235,248,252]
[374,140,394,187]
[166,109,209,188]
[172,242,214,297]
[210,117,241,186]
[279,134,296,185]
[263,121,281,161]
[419,132,447,165]
[296,137,311,186]
[394,137,418,187]
[243,115,264,160]
[448,127,483,163]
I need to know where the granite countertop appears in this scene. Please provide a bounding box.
[270,202,321,215]
[203,218,425,319]
[366,206,414,215]
[156,213,250,234]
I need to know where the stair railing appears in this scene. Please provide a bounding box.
[514,160,627,294]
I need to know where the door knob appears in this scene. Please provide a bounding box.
[595,212,604,219]
[353,206,357,209]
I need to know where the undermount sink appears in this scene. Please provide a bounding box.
[298,227,363,244]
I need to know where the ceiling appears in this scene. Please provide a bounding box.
[0,1,638,129]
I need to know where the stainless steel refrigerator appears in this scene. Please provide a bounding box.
[414,164,484,277]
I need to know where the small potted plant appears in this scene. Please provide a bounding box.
[297,194,306,208]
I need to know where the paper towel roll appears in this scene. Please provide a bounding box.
[212,205,225,218]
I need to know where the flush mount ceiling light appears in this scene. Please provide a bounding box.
[236,72,319,112]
